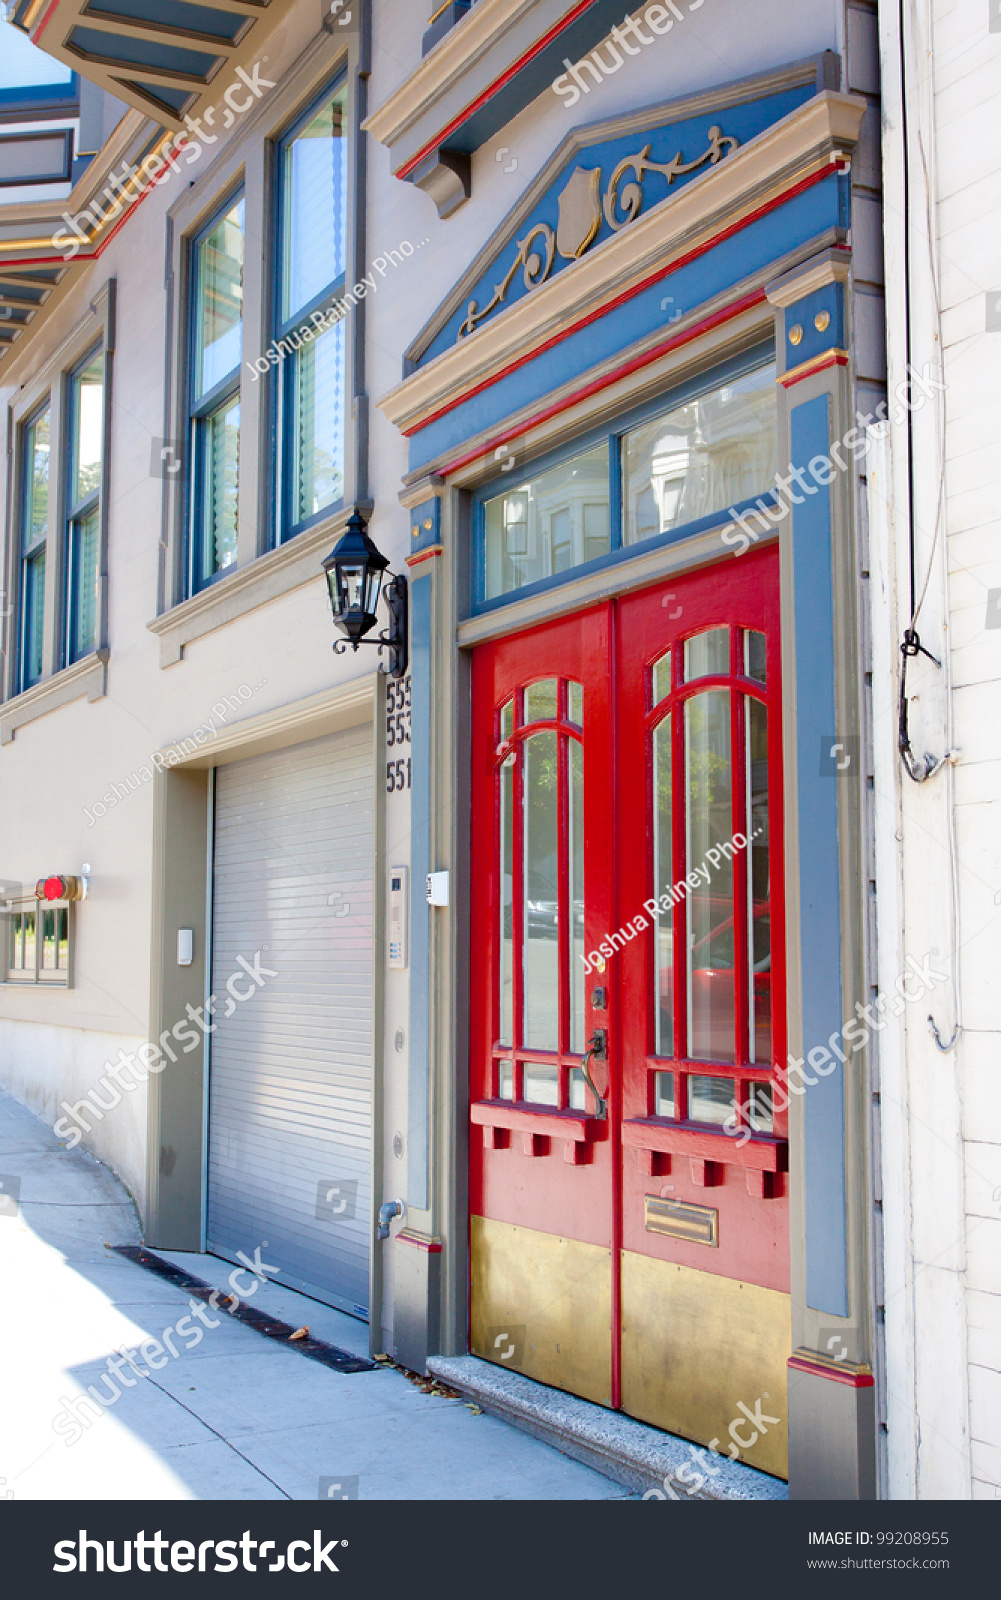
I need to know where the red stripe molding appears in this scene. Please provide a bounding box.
[396,0,599,181]
[788,1354,875,1388]
[779,348,850,387]
[411,158,845,462]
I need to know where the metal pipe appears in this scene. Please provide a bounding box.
[376,1198,405,1241]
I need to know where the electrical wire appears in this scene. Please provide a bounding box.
[896,0,960,1051]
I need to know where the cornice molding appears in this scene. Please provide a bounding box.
[404,55,835,366]
[378,91,867,440]
[363,0,542,150]
[0,650,108,745]
[147,502,373,668]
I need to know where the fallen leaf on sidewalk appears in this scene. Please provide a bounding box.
[289,1326,309,1340]
[464,1403,483,1415]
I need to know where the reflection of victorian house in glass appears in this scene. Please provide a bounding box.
[483,445,610,599]
[624,365,778,545]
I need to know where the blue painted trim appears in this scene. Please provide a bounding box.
[410,177,841,470]
[407,496,441,557]
[408,573,433,1211]
[68,26,220,79]
[422,84,814,365]
[781,282,845,369]
[790,394,848,1318]
[470,341,775,612]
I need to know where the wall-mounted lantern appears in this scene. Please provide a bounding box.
[321,508,408,679]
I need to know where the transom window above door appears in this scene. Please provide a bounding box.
[477,356,777,606]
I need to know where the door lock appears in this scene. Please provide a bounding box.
[577,1029,608,1119]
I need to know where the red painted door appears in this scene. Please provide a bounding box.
[469,548,791,1475]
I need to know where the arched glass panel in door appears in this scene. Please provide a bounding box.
[494,678,586,1110]
[647,624,774,1136]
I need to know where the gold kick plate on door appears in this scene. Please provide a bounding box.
[644,1195,719,1247]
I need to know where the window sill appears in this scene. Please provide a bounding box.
[0,650,108,746]
[471,1097,606,1164]
[147,502,372,668]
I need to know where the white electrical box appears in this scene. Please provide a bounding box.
[177,929,194,966]
[426,871,450,907]
[388,867,408,968]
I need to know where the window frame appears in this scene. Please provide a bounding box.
[154,35,367,658]
[471,341,778,615]
[4,895,73,987]
[17,397,51,693]
[186,185,246,597]
[271,72,349,548]
[1,278,113,727]
[63,342,106,668]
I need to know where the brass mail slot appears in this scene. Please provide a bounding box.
[644,1195,719,1247]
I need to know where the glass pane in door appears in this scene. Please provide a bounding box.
[523,731,559,1049]
[653,713,673,1057]
[685,690,734,1062]
[747,697,771,1064]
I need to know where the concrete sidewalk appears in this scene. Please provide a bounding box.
[0,1088,628,1501]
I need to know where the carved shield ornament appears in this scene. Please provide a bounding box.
[557,167,603,261]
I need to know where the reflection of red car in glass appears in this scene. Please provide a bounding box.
[658,898,771,1062]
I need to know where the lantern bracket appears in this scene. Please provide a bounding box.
[332,571,408,679]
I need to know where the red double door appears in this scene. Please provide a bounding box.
[469,548,792,1478]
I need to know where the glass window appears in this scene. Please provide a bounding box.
[653,713,673,1057]
[65,350,104,665]
[194,199,244,401]
[523,730,559,1050]
[689,1074,736,1125]
[686,690,735,1063]
[745,629,767,684]
[622,364,777,546]
[19,404,49,690]
[483,444,610,601]
[277,82,348,539]
[494,680,586,1111]
[6,901,70,985]
[190,194,244,592]
[684,628,729,682]
[749,1081,773,1133]
[654,1070,675,1118]
[747,698,771,1064]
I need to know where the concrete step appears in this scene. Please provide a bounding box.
[427,1355,788,1501]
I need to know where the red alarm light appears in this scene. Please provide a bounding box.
[35,876,86,902]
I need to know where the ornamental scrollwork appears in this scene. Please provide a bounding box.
[603,125,740,231]
[457,222,556,339]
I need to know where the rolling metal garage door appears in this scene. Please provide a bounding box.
[207,726,373,1318]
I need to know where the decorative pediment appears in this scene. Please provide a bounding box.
[407,54,838,370]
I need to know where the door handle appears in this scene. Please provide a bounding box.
[578,1030,608,1120]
